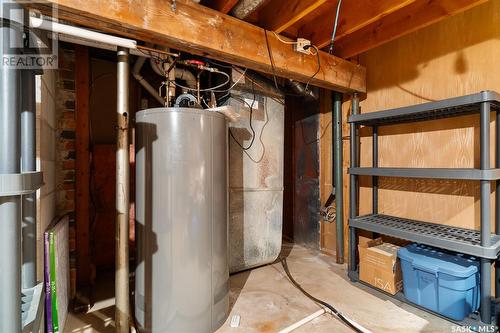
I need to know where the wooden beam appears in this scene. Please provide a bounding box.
[299,0,419,49]
[74,45,91,288]
[34,0,365,93]
[259,0,328,33]
[333,0,488,58]
[205,0,239,14]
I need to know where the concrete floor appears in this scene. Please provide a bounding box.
[65,243,454,333]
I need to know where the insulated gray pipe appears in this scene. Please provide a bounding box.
[333,91,344,263]
[115,47,130,333]
[21,71,37,289]
[0,2,22,331]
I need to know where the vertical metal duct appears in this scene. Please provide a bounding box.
[21,71,37,289]
[0,0,22,331]
[115,47,130,333]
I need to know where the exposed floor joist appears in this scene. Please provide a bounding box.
[202,0,239,14]
[34,0,366,93]
[332,0,488,58]
[258,0,328,33]
[298,0,418,49]
[230,0,487,58]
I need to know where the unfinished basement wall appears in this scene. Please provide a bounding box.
[350,0,500,246]
[55,44,78,298]
[36,69,58,282]
[284,95,322,249]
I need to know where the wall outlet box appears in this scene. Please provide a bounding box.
[294,38,311,55]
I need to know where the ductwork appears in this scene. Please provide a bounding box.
[149,57,197,89]
[131,57,165,105]
[175,68,197,89]
[231,0,268,19]
[237,70,283,98]
[287,79,318,101]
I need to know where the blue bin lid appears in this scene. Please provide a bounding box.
[397,244,479,278]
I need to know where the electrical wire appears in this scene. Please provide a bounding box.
[243,96,269,164]
[230,66,285,105]
[229,82,257,151]
[267,30,320,95]
[280,258,365,333]
[264,29,281,91]
[272,31,298,45]
[304,45,320,92]
[232,95,269,164]
[137,47,168,64]
[210,67,248,93]
[207,59,234,69]
[328,0,343,54]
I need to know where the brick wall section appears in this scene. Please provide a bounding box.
[55,44,77,298]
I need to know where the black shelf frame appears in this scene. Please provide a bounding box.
[347,91,500,326]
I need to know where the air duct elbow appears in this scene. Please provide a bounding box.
[149,57,197,89]
[132,57,164,105]
[175,69,197,89]
[287,79,318,101]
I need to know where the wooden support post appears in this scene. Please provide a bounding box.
[75,45,91,289]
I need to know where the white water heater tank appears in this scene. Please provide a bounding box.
[135,107,229,333]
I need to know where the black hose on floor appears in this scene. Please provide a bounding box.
[280,258,365,333]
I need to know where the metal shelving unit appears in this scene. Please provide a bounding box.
[350,214,500,259]
[347,91,500,327]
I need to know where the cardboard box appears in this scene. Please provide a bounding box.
[358,237,403,295]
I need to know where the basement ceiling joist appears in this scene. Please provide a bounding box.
[297,0,420,50]
[259,0,328,33]
[332,0,489,58]
[204,0,488,58]
[202,0,239,14]
[33,0,365,93]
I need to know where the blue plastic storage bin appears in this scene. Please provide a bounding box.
[397,244,480,320]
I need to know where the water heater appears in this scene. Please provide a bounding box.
[135,107,229,333]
